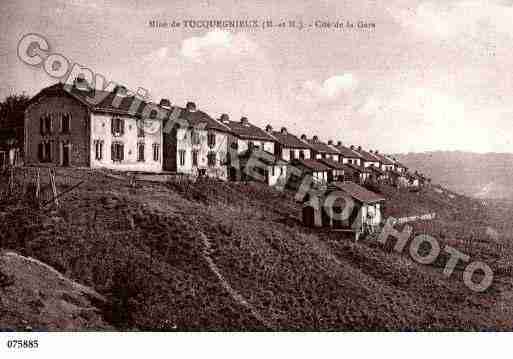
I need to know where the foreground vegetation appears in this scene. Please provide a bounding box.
[1,168,512,330]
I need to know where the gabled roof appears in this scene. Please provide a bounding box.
[306,139,340,155]
[30,83,232,132]
[29,83,153,118]
[331,181,386,204]
[174,108,231,132]
[239,149,288,166]
[335,145,363,159]
[370,151,394,165]
[271,130,311,149]
[319,158,346,170]
[353,148,380,162]
[292,158,330,172]
[224,120,275,141]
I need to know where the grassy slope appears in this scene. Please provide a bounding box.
[1,169,512,330]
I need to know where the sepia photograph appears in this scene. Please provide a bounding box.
[0,0,512,357]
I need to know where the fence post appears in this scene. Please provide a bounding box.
[36,168,41,205]
[8,166,14,194]
[49,168,60,208]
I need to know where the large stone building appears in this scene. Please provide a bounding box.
[24,81,163,171]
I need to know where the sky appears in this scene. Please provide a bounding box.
[1,0,513,154]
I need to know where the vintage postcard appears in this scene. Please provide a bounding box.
[0,0,511,357]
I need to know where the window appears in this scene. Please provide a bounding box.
[299,150,305,159]
[207,151,216,167]
[137,120,145,138]
[153,143,160,162]
[44,141,52,161]
[179,150,186,166]
[38,141,52,162]
[111,117,124,136]
[40,116,44,135]
[45,115,52,134]
[207,132,216,148]
[61,113,70,133]
[111,142,124,161]
[40,115,52,135]
[137,142,145,162]
[271,166,275,176]
[94,140,104,160]
[191,130,201,145]
[192,150,198,166]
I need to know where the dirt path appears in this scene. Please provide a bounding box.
[197,230,275,330]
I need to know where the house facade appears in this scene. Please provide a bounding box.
[352,146,381,168]
[290,158,329,189]
[162,103,230,180]
[222,116,285,184]
[301,135,340,162]
[269,126,312,161]
[24,82,163,171]
[335,142,363,166]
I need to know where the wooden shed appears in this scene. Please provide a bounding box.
[302,181,386,236]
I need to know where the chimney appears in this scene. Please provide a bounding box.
[312,135,319,142]
[73,75,91,91]
[328,140,333,145]
[357,145,362,151]
[300,134,307,140]
[280,127,287,134]
[375,150,379,154]
[220,113,230,123]
[113,84,128,97]
[265,124,273,132]
[186,102,197,112]
[240,117,249,126]
[337,141,342,147]
[159,98,171,109]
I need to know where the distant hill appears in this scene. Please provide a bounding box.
[394,151,513,199]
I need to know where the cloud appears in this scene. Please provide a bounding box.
[391,1,513,40]
[179,30,258,62]
[298,74,357,102]
[356,86,512,152]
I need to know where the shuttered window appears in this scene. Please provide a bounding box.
[207,132,216,148]
[61,113,70,133]
[94,140,103,160]
[137,120,145,138]
[192,150,198,166]
[207,151,216,167]
[153,143,160,161]
[111,142,124,161]
[179,150,186,166]
[111,118,124,136]
[137,142,145,162]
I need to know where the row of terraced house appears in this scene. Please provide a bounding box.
[21,80,428,192]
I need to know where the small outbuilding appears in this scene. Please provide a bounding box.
[302,181,385,237]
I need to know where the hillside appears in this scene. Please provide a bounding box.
[1,168,513,330]
[394,151,513,199]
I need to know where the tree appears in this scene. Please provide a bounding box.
[0,94,30,129]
